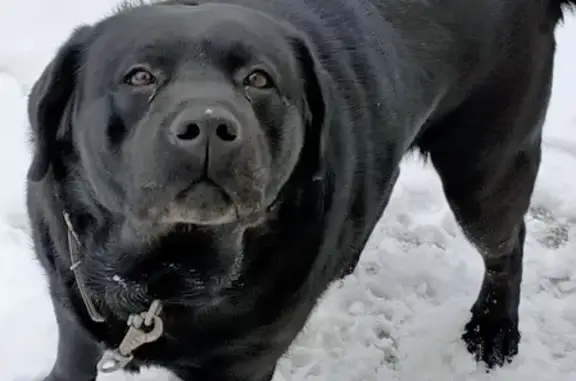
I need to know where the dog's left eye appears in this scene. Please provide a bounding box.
[244,70,274,89]
[124,67,157,87]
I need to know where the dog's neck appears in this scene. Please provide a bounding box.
[62,207,251,314]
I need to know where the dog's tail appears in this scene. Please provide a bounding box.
[550,0,576,21]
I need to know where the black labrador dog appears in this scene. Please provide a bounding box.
[26,0,575,380]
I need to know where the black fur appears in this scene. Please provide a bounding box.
[26,0,574,380]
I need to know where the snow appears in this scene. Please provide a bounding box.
[0,1,575,380]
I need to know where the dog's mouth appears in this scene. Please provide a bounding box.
[176,177,233,205]
[129,171,276,229]
[153,177,236,225]
[163,176,275,226]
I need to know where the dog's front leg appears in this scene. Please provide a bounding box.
[42,299,100,381]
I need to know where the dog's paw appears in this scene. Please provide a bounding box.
[462,313,520,369]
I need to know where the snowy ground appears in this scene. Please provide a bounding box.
[1,1,575,380]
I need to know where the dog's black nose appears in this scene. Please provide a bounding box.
[168,107,242,153]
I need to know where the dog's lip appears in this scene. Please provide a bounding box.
[174,177,276,224]
[176,177,232,202]
[176,177,241,219]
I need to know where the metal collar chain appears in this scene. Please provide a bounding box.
[62,212,165,374]
[63,211,105,323]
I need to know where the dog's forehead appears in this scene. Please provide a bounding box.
[96,4,286,51]
[86,4,293,72]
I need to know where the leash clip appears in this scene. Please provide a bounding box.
[97,300,164,374]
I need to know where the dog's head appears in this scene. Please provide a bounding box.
[27,1,332,236]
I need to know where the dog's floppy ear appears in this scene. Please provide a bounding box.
[27,26,91,182]
[290,35,334,181]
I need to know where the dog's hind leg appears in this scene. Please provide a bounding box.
[415,28,554,367]
[429,137,541,369]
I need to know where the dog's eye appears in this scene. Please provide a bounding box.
[124,67,157,87]
[244,70,273,89]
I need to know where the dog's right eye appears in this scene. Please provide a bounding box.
[123,67,157,87]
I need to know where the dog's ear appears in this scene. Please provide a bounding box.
[27,26,91,182]
[290,35,334,181]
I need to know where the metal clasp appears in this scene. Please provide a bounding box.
[97,300,164,373]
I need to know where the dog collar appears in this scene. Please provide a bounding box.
[62,211,165,374]
[63,211,106,322]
